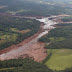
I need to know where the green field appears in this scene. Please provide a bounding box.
[45,49,72,70]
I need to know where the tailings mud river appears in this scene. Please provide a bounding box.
[0,16,57,62]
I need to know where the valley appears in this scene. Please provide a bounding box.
[1,13,72,71]
[0,12,72,71]
[0,0,72,72]
[0,15,57,62]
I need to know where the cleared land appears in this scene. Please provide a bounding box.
[45,49,72,70]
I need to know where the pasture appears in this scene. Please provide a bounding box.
[45,49,72,70]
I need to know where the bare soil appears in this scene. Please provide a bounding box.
[0,23,47,62]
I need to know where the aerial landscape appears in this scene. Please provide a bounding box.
[0,0,72,72]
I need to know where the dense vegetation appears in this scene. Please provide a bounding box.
[0,0,72,16]
[0,58,53,72]
[39,23,72,49]
[0,15,40,50]
[0,58,72,72]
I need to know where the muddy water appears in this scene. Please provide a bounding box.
[0,16,57,60]
[36,17,57,38]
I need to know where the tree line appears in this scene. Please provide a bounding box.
[0,58,72,72]
[0,15,40,50]
[39,23,72,49]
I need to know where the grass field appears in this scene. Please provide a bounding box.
[0,33,17,42]
[45,49,72,71]
[0,67,15,71]
[11,28,31,34]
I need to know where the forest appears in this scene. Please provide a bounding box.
[39,23,72,49]
[0,0,72,16]
[0,58,72,72]
[0,58,53,72]
[0,15,40,50]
